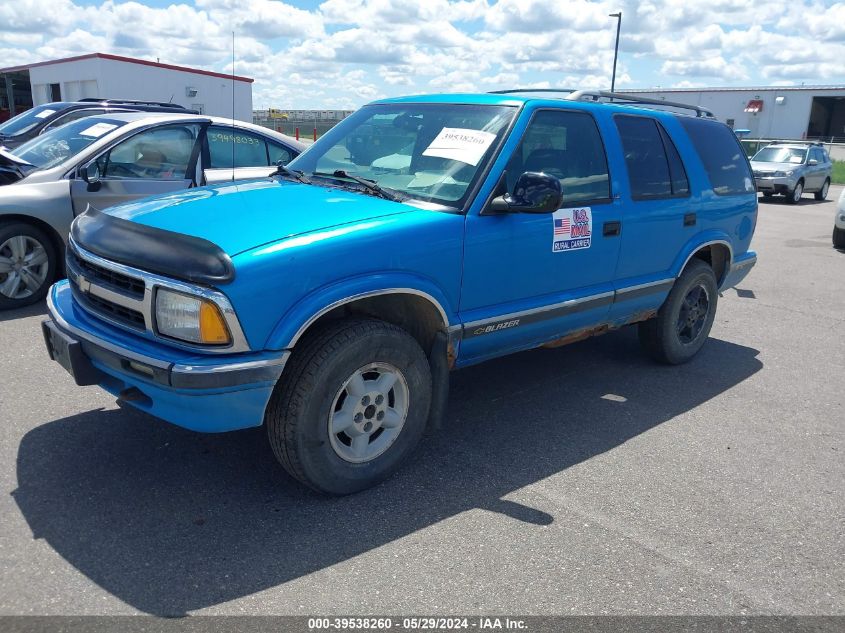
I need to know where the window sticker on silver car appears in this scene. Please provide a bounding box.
[79,122,118,138]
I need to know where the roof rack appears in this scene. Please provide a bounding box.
[77,98,187,109]
[566,90,714,118]
[767,140,823,146]
[488,88,578,95]
[488,88,715,118]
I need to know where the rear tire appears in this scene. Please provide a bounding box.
[814,179,830,201]
[638,259,718,365]
[265,318,432,495]
[786,180,803,205]
[833,226,845,249]
[0,221,57,311]
[761,192,773,199]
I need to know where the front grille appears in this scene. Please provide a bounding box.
[67,247,145,298]
[85,291,145,329]
[69,281,146,330]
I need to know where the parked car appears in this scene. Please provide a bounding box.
[834,187,845,249]
[0,112,305,309]
[41,90,757,494]
[0,99,199,150]
[750,142,832,204]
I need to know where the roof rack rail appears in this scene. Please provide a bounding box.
[488,88,578,96]
[77,98,187,109]
[766,140,824,146]
[566,90,714,118]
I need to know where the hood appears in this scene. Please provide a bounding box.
[0,147,35,185]
[104,178,416,256]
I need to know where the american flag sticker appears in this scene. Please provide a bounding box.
[552,207,592,252]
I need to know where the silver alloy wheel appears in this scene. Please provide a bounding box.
[328,362,410,463]
[0,235,50,300]
[792,182,803,203]
[821,180,829,199]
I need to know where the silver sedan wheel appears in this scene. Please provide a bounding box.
[0,235,50,300]
[792,181,803,203]
[328,362,410,464]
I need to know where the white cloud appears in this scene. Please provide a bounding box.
[0,0,843,109]
[661,57,749,81]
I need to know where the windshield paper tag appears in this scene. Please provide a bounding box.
[553,207,592,252]
[422,127,497,166]
[79,122,118,138]
[35,109,56,119]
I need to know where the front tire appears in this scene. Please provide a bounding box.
[266,318,432,495]
[834,226,845,249]
[638,259,718,365]
[786,180,804,205]
[0,221,57,310]
[814,179,830,201]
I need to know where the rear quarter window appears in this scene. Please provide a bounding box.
[678,117,755,196]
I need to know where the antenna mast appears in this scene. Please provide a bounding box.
[231,30,235,181]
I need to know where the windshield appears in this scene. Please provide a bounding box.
[12,117,129,170]
[0,104,70,137]
[753,147,807,164]
[288,103,516,208]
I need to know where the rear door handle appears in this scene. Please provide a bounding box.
[603,221,621,237]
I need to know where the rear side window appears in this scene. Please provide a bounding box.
[679,117,754,196]
[615,115,689,199]
[208,126,269,168]
[659,125,690,196]
[810,147,828,163]
[268,142,293,166]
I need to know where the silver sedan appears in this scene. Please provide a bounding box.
[0,112,305,310]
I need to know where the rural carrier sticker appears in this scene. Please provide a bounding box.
[552,207,592,252]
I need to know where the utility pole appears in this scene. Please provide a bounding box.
[609,12,622,92]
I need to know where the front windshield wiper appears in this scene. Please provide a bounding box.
[313,170,403,202]
[270,161,311,184]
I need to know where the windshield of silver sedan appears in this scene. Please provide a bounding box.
[12,117,129,170]
[288,103,516,209]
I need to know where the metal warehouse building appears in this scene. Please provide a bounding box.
[0,53,254,122]
[626,86,845,141]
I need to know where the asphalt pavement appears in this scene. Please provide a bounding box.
[0,188,843,616]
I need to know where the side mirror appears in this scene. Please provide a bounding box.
[81,161,101,191]
[807,159,818,166]
[488,171,563,214]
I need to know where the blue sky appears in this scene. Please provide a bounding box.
[2,0,844,109]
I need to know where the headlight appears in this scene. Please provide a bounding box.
[773,170,794,177]
[154,288,232,345]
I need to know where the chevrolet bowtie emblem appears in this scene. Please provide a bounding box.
[77,274,91,293]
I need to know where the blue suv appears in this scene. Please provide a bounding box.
[42,90,758,494]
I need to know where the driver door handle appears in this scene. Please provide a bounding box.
[603,221,621,237]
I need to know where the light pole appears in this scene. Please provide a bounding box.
[609,12,622,93]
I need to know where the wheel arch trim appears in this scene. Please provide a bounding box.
[675,237,734,286]
[267,280,454,351]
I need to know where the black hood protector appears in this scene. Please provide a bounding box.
[70,206,235,286]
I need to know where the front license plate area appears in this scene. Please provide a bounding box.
[42,320,101,386]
